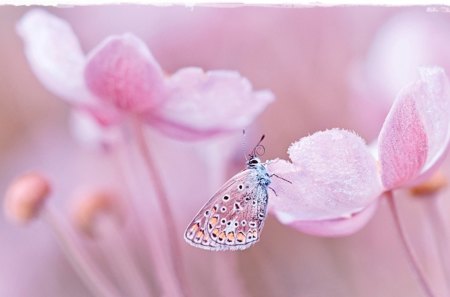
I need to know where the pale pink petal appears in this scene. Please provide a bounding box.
[85,34,166,113]
[16,9,96,105]
[69,110,121,151]
[377,69,449,189]
[147,68,274,139]
[274,201,378,237]
[268,129,382,221]
[414,68,450,181]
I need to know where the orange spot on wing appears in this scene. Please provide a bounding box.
[227,232,235,242]
[237,232,246,243]
[218,231,226,242]
[195,230,204,239]
[209,216,218,226]
[190,223,199,233]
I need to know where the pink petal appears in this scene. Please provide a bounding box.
[146,68,274,139]
[268,129,382,221]
[414,68,450,181]
[274,201,378,237]
[69,109,121,150]
[16,9,96,105]
[377,68,450,189]
[84,34,166,113]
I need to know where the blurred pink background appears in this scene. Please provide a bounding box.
[1,5,450,297]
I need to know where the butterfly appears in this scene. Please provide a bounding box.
[184,135,277,251]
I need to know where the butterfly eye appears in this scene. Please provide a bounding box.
[249,158,260,165]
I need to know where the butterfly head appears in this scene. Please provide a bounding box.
[246,156,261,169]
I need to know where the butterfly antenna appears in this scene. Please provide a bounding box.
[242,129,248,161]
[251,134,266,157]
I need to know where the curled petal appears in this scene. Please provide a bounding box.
[378,92,427,189]
[378,68,450,189]
[17,9,96,105]
[147,68,274,139]
[414,68,450,179]
[273,201,378,237]
[85,34,166,113]
[268,129,382,221]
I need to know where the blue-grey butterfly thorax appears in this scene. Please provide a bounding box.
[247,157,271,187]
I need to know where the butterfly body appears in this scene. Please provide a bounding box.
[184,156,271,251]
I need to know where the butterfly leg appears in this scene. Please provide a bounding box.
[270,174,292,184]
[269,186,278,196]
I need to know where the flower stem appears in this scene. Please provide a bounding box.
[96,216,151,297]
[422,195,450,294]
[386,192,435,297]
[116,142,183,297]
[42,205,120,297]
[132,117,190,297]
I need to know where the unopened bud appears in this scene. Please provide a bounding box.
[4,172,51,224]
[71,190,122,237]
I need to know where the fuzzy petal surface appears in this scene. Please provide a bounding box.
[414,68,450,177]
[378,68,450,189]
[268,129,382,221]
[85,34,166,113]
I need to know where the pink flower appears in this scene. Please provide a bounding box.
[17,9,274,141]
[269,67,450,237]
[5,6,450,297]
[11,8,276,297]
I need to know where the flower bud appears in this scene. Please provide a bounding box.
[4,172,51,224]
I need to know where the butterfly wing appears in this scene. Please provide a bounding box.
[184,168,269,251]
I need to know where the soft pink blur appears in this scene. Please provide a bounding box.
[2,6,450,297]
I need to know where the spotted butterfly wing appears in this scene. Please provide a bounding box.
[184,159,270,251]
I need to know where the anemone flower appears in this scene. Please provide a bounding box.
[269,67,450,297]
[5,8,274,297]
[3,6,450,297]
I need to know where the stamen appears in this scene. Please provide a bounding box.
[71,191,150,297]
[4,172,50,224]
[410,171,447,197]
